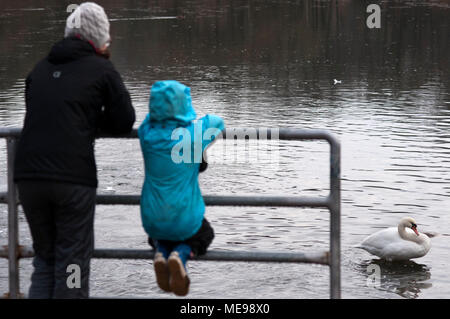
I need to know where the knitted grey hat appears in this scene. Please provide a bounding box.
[64,2,110,50]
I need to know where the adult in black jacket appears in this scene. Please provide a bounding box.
[14,3,135,298]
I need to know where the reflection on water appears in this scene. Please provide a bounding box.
[359,259,432,299]
[0,0,449,298]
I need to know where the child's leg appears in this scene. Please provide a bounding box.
[153,240,171,292]
[172,243,192,268]
[168,243,192,296]
[154,240,171,259]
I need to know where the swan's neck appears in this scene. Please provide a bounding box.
[398,224,421,243]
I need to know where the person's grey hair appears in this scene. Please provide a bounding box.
[64,2,111,50]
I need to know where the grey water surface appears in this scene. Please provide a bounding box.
[0,0,449,298]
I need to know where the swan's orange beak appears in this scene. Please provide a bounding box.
[412,226,419,236]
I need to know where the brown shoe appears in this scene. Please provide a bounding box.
[168,251,190,296]
[154,252,171,292]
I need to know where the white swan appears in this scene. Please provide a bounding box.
[357,217,431,261]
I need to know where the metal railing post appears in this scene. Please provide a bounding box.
[6,137,20,299]
[328,136,341,299]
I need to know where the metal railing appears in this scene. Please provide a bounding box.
[0,127,341,298]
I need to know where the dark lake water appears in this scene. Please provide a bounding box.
[0,0,449,298]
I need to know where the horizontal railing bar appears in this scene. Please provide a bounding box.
[0,245,34,259]
[96,194,330,208]
[186,250,329,265]
[95,249,330,265]
[223,128,339,146]
[0,128,21,139]
[0,192,330,208]
[0,127,338,145]
[0,246,329,265]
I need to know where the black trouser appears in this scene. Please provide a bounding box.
[148,218,214,256]
[17,180,96,299]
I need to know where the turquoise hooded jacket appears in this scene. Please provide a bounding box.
[138,81,224,241]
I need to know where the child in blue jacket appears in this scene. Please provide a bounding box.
[138,80,224,296]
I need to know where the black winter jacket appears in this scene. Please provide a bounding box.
[14,37,136,187]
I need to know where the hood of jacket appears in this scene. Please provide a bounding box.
[47,37,96,65]
[149,80,196,125]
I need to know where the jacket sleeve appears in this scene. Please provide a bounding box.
[201,114,225,151]
[100,66,136,134]
[199,114,225,173]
